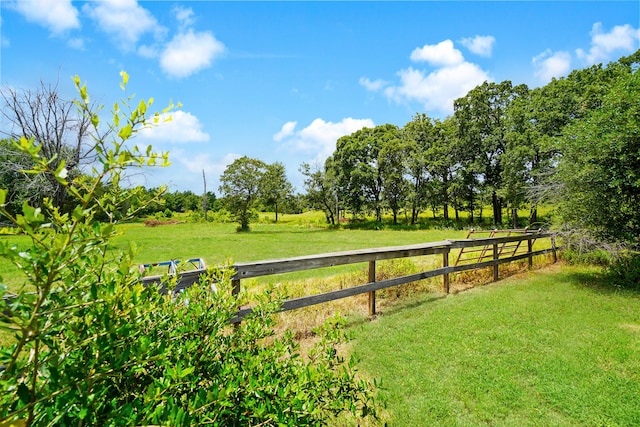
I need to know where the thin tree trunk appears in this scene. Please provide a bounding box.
[202,169,208,221]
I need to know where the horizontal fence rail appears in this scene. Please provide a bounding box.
[141,232,558,322]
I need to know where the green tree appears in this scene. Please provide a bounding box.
[0,138,35,217]
[261,162,294,222]
[553,68,640,243]
[300,161,337,224]
[333,124,400,221]
[219,156,267,231]
[402,114,434,224]
[431,117,458,221]
[379,134,408,224]
[454,80,526,225]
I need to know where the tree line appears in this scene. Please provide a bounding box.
[302,50,640,246]
[1,50,638,245]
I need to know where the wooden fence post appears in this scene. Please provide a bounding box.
[493,243,499,282]
[551,235,557,263]
[368,261,376,316]
[528,237,533,269]
[443,248,450,294]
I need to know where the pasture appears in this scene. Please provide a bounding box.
[0,217,465,293]
[2,214,637,426]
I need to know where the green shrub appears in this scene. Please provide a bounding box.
[561,248,612,266]
[604,251,640,291]
[0,73,378,426]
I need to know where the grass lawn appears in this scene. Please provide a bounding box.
[0,220,467,292]
[351,264,640,426]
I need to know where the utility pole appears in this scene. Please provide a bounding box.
[202,169,208,221]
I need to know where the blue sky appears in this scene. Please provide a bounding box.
[1,1,639,193]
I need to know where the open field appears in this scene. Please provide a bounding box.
[352,264,640,426]
[0,219,468,292]
[3,213,635,426]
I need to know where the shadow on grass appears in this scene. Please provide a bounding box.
[343,294,447,331]
[557,267,640,298]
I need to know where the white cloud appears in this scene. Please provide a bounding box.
[410,40,464,66]
[359,77,387,92]
[67,37,85,50]
[174,6,195,30]
[384,62,490,116]
[533,49,571,82]
[273,121,297,142]
[173,151,239,177]
[275,117,375,164]
[83,0,163,48]
[364,40,490,115]
[137,44,158,58]
[160,29,225,78]
[576,22,640,65]
[137,111,210,144]
[460,35,496,57]
[1,16,9,47]
[13,0,80,34]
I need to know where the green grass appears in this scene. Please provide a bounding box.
[112,221,466,284]
[0,218,467,292]
[4,213,636,426]
[351,265,640,426]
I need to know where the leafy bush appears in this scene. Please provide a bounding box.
[561,248,612,266]
[604,251,640,291]
[0,73,378,426]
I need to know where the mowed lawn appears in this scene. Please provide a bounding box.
[352,265,640,427]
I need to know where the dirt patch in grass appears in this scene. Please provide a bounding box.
[143,219,184,227]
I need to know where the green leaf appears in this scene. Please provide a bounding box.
[138,99,147,116]
[120,70,129,89]
[118,124,133,140]
[54,161,68,184]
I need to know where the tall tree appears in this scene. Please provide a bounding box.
[219,156,267,231]
[402,114,435,224]
[332,124,399,221]
[553,67,640,243]
[0,80,96,211]
[454,80,526,225]
[430,118,458,221]
[261,162,294,222]
[379,136,408,224]
[300,161,337,225]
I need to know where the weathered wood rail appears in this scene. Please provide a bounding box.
[141,231,558,322]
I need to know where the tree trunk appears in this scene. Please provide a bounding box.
[492,191,502,225]
[411,177,420,225]
[202,170,208,221]
[529,206,538,224]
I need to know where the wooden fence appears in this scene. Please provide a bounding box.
[141,230,558,322]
